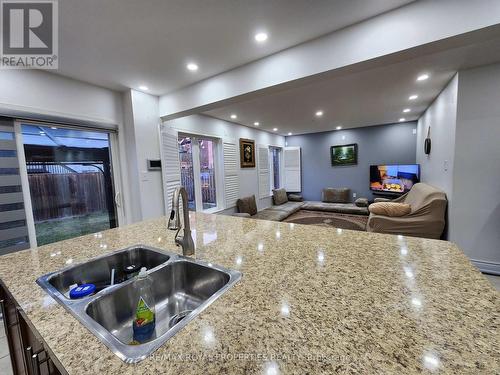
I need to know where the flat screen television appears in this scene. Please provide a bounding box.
[370,164,420,194]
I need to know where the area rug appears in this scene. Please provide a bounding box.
[284,210,368,231]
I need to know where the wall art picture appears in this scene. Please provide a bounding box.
[239,138,256,168]
[331,143,358,166]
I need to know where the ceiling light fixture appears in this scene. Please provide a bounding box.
[399,118,406,122]
[409,95,418,100]
[138,85,149,91]
[230,114,237,119]
[273,128,278,132]
[403,108,411,113]
[254,122,260,126]
[336,126,342,130]
[186,62,199,72]
[287,132,292,136]
[50,126,57,130]
[254,32,268,43]
[315,110,323,117]
[417,73,429,81]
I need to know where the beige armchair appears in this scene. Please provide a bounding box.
[367,183,447,239]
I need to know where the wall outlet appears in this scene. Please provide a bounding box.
[353,192,357,198]
[444,160,449,172]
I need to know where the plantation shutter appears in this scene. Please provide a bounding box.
[0,118,30,255]
[159,125,181,214]
[283,147,301,192]
[258,145,270,198]
[222,139,239,208]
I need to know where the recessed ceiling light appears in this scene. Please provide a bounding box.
[39,131,46,135]
[417,73,429,81]
[50,126,57,130]
[288,132,292,136]
[399,118,406,122]
[273,128,278,132]
[254,122,260,126]
[139,85,149,91]
[254,32,268,43]
[186,62,199,71]
[409,95,418,100]
[315,110,323,117]
[230,114,237,119]
[336,126,342,130]
[403,108,411,113]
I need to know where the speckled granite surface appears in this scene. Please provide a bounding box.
[0,213,498,374]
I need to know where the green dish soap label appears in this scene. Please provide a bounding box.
[135,297,154,326]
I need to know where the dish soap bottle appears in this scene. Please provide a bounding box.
[132,267,156,343]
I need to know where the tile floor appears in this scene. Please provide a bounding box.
[0,274,497,375]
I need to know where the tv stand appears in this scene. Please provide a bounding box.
[372,191,404,199]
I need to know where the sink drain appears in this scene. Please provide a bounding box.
[169,310,192,327]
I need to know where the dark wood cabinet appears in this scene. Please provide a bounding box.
[1,281,64,375]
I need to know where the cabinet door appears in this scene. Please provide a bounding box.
[1,282,62,375]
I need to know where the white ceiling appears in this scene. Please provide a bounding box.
[57,0,414,95]
[203,36,500,135]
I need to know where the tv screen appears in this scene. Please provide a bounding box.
[370,164,420,194]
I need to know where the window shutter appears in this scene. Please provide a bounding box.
[0,119,30,255]
[258,145,270,198]
[223,140,239,208]
[159,125,181,214]
[283,147,301,192]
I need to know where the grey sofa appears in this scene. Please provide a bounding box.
[234,193,303,221]
[233,188,369,222]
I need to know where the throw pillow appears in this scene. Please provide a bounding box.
[354,197,369,207]
[272,188,288,205]
[288,193,303,202]
[322,188,351,203]
[369,202,411,217]
[237,195,258,215]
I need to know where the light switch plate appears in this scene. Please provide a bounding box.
[353,192,357,198]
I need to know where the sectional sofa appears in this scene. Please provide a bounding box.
[234,188,369,222]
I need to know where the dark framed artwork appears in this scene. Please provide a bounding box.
[239,138,256,168]
[330,143,358,166]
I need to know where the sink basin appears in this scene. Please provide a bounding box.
[37,245,241,363]
[41,245,170,299]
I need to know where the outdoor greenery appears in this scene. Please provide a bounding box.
[35,212,111,246]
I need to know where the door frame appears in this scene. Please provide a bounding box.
[178,132,223,213]
[14,120,125,248]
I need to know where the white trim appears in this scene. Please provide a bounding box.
[472,259,500,275]
[109,132,125,226]
[14,122,37,248]
[2,102,118,130]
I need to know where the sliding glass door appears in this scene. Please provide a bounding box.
[19,123,119,246]
[178,134,220,212]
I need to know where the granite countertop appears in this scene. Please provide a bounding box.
[0,213,498,374]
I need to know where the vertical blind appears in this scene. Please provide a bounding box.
[0,118,30,254]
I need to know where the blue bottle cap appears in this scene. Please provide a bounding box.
[69,283,96,299]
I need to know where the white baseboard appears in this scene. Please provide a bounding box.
[471,259,500,275]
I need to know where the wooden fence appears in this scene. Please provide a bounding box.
[180,167,217,206]
[28,172,108,221]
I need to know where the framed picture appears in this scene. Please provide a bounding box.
[239,138,256,168]
[331,143,358,166]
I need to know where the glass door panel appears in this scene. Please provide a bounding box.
[178,136,196,210]
[21,124,118,246]
[198,138,217,210]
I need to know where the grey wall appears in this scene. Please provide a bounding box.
[416,63,500,273]
[451,63,500,270]
[286,122,417,201]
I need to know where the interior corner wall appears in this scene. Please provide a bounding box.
[122,90,164,222]
[451,63,500,271]
[164,114,286,211]
[286,122,418,201]
[416,74,458,239]
[417,65,500,273]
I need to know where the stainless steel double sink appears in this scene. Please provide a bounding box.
[36,245,241,363]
